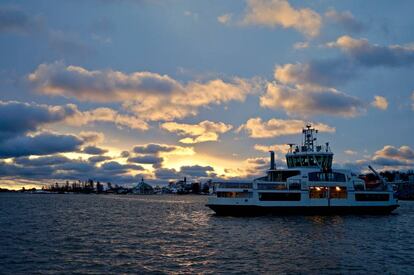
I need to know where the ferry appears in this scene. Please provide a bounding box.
[206,125,399,216]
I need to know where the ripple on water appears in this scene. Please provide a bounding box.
[1,194,414,274]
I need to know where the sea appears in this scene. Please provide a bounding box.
[1,193,413,274]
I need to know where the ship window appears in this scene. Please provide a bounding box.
[259,192,301,201]
[308,157,316,166]
[217,182,252,189]
[309,186,328,199]
[217,192,252,198]
[329,186,347,199]
[308,172,346,182]
[355,193,389,201]
[287,157,293,168]
[257,183,287,190]
[294,156,301,167]
[267,171,300,182]
[302,157,309,167]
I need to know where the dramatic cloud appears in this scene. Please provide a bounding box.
[325,9,365,33]
[154,165,214,180]
[238,117,335,138]
[241,0,322,37]
[14,155,71,167]
[327,36,414,67]
[0,6,41,34]
[79,131,105,145]
[274,61,355,88]
[161,120,233,144]
[0,132,83,158]
[0,101,77,140]
[133,143,183,155]
[0,155,149,185]
[180,165,214,177]
[127,155,164,168]
[224,157,270,179]
[260,82,365,117]
[88,155,112,163]
[374,145,414,162]
[371,96,388,110]
[70,107,149,131]
[82,145,108,155]
[341,145,414,172]
[28,61,257,121]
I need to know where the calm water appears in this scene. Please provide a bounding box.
[1,194,414,274]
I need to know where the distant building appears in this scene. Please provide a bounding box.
[132,178,154,195]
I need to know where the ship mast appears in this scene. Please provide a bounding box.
[302,124,318,152]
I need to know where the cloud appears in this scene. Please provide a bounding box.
[100,161,144,172]
[260,82,365,117]
[217,13,232,24]
[70,107,149,131]
[224,157,270,179]
[374,145,414,162]
[325,9,365,33]
[82,145,108,155]
[274,61,355,88]
[154,165,214,180]
[327,35,414,67]
[180,165,214,177]
[88,155,112,163]
[79,131,105,144]
[132,143,194,156]
[241,0,322,37]
[0,132,83,158]
[28,61,257,121]
[238,117,335,138]
[344,149,358,156]
[0,6,42,34]
[14,155,71,166]
[341,145,414,172]
[371,95,388,110]
[161,120,233,144]
[254,144,289,154]
[0,100,77,140]
[127,155,163,167]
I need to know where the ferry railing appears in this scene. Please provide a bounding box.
[215,182,253,189]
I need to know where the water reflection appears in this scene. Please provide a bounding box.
[0,193,412,274]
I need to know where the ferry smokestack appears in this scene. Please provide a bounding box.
[269,151,275,170]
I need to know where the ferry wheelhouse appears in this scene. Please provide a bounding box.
[206,125,399,215]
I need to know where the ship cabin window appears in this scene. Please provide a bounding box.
[268,170,300,182]
[259,192,301,201]
[309,186,328,199]
[217,191,252,198]
[217,182,252,189]
[329,186,347,199]
[257,183,287,190]
[287,155,332,169]
[308,172,346,182]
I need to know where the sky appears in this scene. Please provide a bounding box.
[1,0,414,189]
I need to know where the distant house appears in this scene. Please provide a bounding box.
[132,178,154,195]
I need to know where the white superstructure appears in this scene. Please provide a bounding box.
[207,125,399,215]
